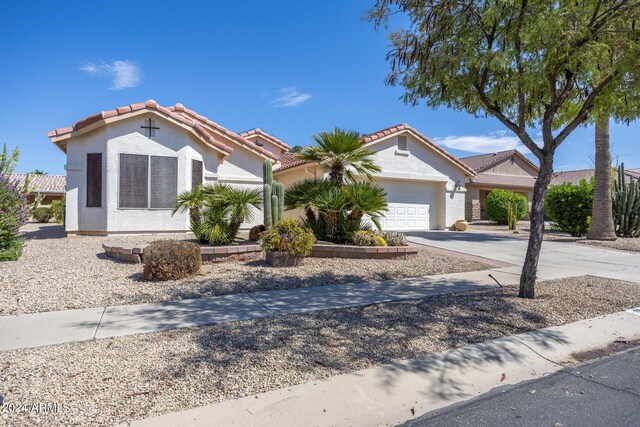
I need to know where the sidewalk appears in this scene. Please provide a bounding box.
[0,267,519,352]
[124,309,640,427]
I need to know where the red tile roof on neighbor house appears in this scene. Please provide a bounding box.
[460,149,540,173]
[46,100,278,161]
[276,123,476,176]
[8,174,66,194]
[551,168,640,186]
[239,128,292,150]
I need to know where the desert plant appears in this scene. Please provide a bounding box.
[378,231,408,246]
[0,148,30,261]
[172,185,207,230]
[299,128,381,188]
[545,179,594,237]
[143,240,201,281]
[485,190,528,225]
[50,196,65,224]
[260,218,316,257]
[0,238,22,261]
[506,202,518,231]
[351,230,379,246]
[262,160,284,227]
[32,206,53,223]
[612,163,640,237]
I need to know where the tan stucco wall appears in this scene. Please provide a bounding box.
[482,156,538,176]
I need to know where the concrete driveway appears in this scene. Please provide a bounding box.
[407,231,640,283]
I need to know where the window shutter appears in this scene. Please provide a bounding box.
[397,135,407,151]
[86,153,102,207]
[150,156,178,209]
[192,159,203,190]
[119,154,149,208]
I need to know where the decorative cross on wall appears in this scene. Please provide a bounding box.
[141,118,160,137]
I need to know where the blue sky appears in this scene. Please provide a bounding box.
[1,1,637,175]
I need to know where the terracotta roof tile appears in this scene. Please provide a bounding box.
[239,128,292,150]
[46,100,233,155]
[8,174,66,194]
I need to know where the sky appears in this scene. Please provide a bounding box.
[1,1,638,176]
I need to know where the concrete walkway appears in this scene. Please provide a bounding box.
[0,267,518,352]
[125,309,640,427]
[2,232,638,352]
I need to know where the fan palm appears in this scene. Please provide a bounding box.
[211,184,262,237]
[172,185,208,229]
[299,128,381,188]
[344,182,388,230]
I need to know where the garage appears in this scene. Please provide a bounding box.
[377,179,439,231]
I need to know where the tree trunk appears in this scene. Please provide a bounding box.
[519,153,554,299]
[587,114,617,241]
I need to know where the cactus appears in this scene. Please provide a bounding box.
[613,163,640,237]
[271,194,279,224]
[506,202,517,231]
[277,182,285,221]
[263,160,273,186]
[263,183,272,228]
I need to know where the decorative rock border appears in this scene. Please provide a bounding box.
[310,244,418,260]
[102,242,263,264]
[102,242,418,264]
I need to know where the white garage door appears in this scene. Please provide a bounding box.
[377,180,438,231]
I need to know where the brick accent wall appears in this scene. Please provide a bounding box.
[310,244,418,260]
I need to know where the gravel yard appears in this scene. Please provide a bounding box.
[577,237,640,252]
[1,275,638,426]
[1,223,494,316]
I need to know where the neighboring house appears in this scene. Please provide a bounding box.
[551,168,640,185]
[460,150,539,221]
[239,128,291,161]
[274,124,476,231]
[46,100,277,236]
[8,174,66,205]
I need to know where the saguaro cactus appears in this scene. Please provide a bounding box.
[263,160,285,227]
[613,163,640,237]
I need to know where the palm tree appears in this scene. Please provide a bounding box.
[587,114,617,241]
[344,181,388,230]
[212,184,262,237]
[299,128,381,188]
[172,185,207,230]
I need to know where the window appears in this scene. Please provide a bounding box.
[86,153,102,207]
[397,135,408,151]
[119,154,148,208]
[192,159,203,189]
[119,154,178,209]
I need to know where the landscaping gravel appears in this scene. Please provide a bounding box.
[1,275,638,426]
[577,237,640,252]
[0,223,494,316]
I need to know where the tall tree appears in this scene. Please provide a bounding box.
[367,0,640,298]
[587,114,617,240]
[299,128,381,188]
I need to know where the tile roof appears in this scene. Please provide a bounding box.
[8,174,66,193]
[239,128,292,150]
[46,100,234,156]
[277,151,307,171]
[551,168,640,185]
[168,105,278,161]
[276,123,476,176]
[460,149,540,173]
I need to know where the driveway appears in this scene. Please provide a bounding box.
[407,231,640,283]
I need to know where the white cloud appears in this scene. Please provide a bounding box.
[271,86,312,108]
[435,132,532,154]
[80,60,142,90]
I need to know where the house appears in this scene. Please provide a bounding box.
[8,174,66,205]
[46,100,277,236]
[239,128,291,161]
[274,124,476,230]
[460,150,539,221]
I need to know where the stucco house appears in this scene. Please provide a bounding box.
[460,150,539,221]
[275,124,476,231]
[46,100,277,236]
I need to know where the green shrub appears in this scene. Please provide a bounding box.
[260,218,316,256]
[50,197,65,224]
[143,240,202,281]
[545,179,593,237]
[351,230,379,246]
[0,239,23,261]
[485,189,528,224]
[32,206,53,223]
[378,231,408,246]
